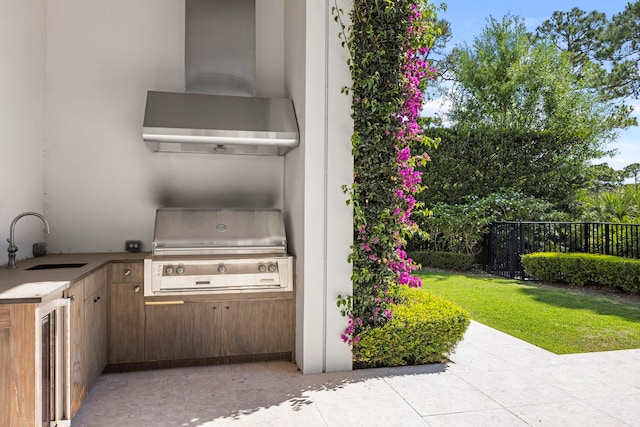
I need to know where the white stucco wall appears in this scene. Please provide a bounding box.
[325,2,354,372]
[44,0,286,253]
[284,0,353,373]
[0,1,47,262]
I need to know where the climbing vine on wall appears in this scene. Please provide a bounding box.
[334,0,440,344]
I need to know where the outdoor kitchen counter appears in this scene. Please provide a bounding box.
[0,252,149,304]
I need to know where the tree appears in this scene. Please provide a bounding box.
[598,2,640,101]
[587,163,624,194]
[419,14,628,215]
[536,5,638,128]
[446,14,625,150]
[535,8,607,78]
[624,163,640,190]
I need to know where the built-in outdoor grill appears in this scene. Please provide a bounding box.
[144,208,294,296]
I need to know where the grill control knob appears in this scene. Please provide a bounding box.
[165,266,174,275]
[176,266,185,275]
[218,265,227,273]
[268,264,277,272]
[258,264,267,273]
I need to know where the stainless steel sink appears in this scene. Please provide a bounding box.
[26,263,87,271]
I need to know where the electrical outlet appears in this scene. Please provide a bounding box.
[33,242,47,257]
[125,240,142,252]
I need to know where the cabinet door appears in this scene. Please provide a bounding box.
[0,303,39,427]
[64,280,85,418]
[223,298,294,356]
[108,282,144,363]
[85,286,107,387]
[145,301,223,361]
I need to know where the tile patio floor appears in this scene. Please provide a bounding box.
[72,321,640,426]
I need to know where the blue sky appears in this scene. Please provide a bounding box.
[426,0,640,172]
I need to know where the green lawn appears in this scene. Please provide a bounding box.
[417,269,640,354]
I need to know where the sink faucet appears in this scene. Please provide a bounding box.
[7,212,51,269]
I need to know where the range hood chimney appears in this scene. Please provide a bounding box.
[142,0,299,156]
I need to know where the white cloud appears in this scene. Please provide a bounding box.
[421,96,453,127]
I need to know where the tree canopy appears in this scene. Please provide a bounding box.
[537,3,640,108]
[417,14,631,214]
[445,14,626,149]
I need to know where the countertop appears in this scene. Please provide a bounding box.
[0,252,149,304]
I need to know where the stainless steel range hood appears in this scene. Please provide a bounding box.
[143,91,298,155]
[142,0,299,156]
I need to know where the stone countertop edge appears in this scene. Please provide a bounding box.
[0,252,150,304]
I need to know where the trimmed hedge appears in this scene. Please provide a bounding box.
[521,252,640,294]
[410,250,475,271]
[352,286,470,368]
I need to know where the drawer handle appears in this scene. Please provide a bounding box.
[134,286,141,293]
[124,269,132,276]
[68,295,75,302]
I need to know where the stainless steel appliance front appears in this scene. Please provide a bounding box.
[144,208,294,296]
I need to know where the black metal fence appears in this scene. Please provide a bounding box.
[484,221,640,279]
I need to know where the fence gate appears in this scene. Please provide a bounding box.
[484,222,526,279]
[484,221,640,280]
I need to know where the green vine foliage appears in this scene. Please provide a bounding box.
[334,1,440,344]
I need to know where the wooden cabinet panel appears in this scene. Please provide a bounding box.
[144,297,293,362]
[64,280,85,418]
[224,299,294,355]
[108,282,145,363]
[145,301,223,361]
[0,304,38,427]
[84,267,107,298]
[0,325,8,427]
[85,285,107,387]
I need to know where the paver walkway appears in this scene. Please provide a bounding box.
[72,321,640,426]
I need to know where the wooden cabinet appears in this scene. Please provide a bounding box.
[144,296,294,362]
[0,255,148,425]
[64,265,107,417]
[108,262,145,364]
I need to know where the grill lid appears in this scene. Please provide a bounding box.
[152,208,287,256]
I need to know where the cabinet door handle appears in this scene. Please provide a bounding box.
[124,269,132,276]
[134,286,141,293]
[68,295,75,302]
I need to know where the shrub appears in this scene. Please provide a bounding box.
[352,286,470,368]
[407,191,563,255]
[410,250,475,271]
[521,252,640,293]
